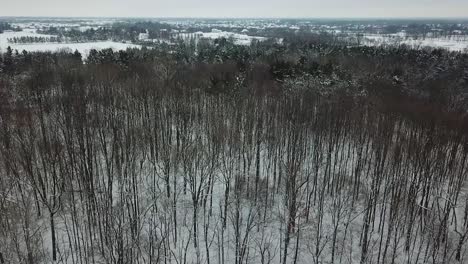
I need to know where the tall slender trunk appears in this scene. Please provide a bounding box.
[51,212,57,262]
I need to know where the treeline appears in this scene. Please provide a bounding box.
[0,22,21,33]
[303,20,468,36]
[7,36,64,44]
[1,38,468,264]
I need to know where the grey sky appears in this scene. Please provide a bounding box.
[1,0,467,18]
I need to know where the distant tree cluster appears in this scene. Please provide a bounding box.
[0,22,21,33]
[7,36,64,44]
[303,20,468,36]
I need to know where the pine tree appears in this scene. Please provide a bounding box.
[3,46,13,73]
[73,49,82,63]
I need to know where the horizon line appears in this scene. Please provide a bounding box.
[1,15,468,21]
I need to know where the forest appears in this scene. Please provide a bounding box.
[1,35,468,264]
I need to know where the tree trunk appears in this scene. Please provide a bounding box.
[51,212,57,262]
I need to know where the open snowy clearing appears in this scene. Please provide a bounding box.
[0,30,142,56]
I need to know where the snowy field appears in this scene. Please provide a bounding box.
[362,34,468,52]
[176,30,267,45]
[202,31,266,45]
[0,28,56,45]
[0,30,141,56]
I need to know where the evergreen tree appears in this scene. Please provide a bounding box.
[87,49,100,64]
[3,46,13,73]
[73,49,82,63]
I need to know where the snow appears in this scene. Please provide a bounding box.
[0,30,142,57]
[1,76,468,263]
[177,30,266,46]
[138,32,150,41]
[0,30,56,47]
[362,34,468,52]
[202,31,266,45]
[78,26,100,32]
[1,40,141,58]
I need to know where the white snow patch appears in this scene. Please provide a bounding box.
[362,34,468,52]
[0,30,141,57]
[176,30,267,46]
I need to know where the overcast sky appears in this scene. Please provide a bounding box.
[1,0,468,18]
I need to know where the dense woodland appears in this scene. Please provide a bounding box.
[1,36,468,264]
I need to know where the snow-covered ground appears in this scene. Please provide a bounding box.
[362,34,468,52]
[0,30,141,56]
[10,18,118,30]
[0,29,56,46]
[176,30,267,45]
